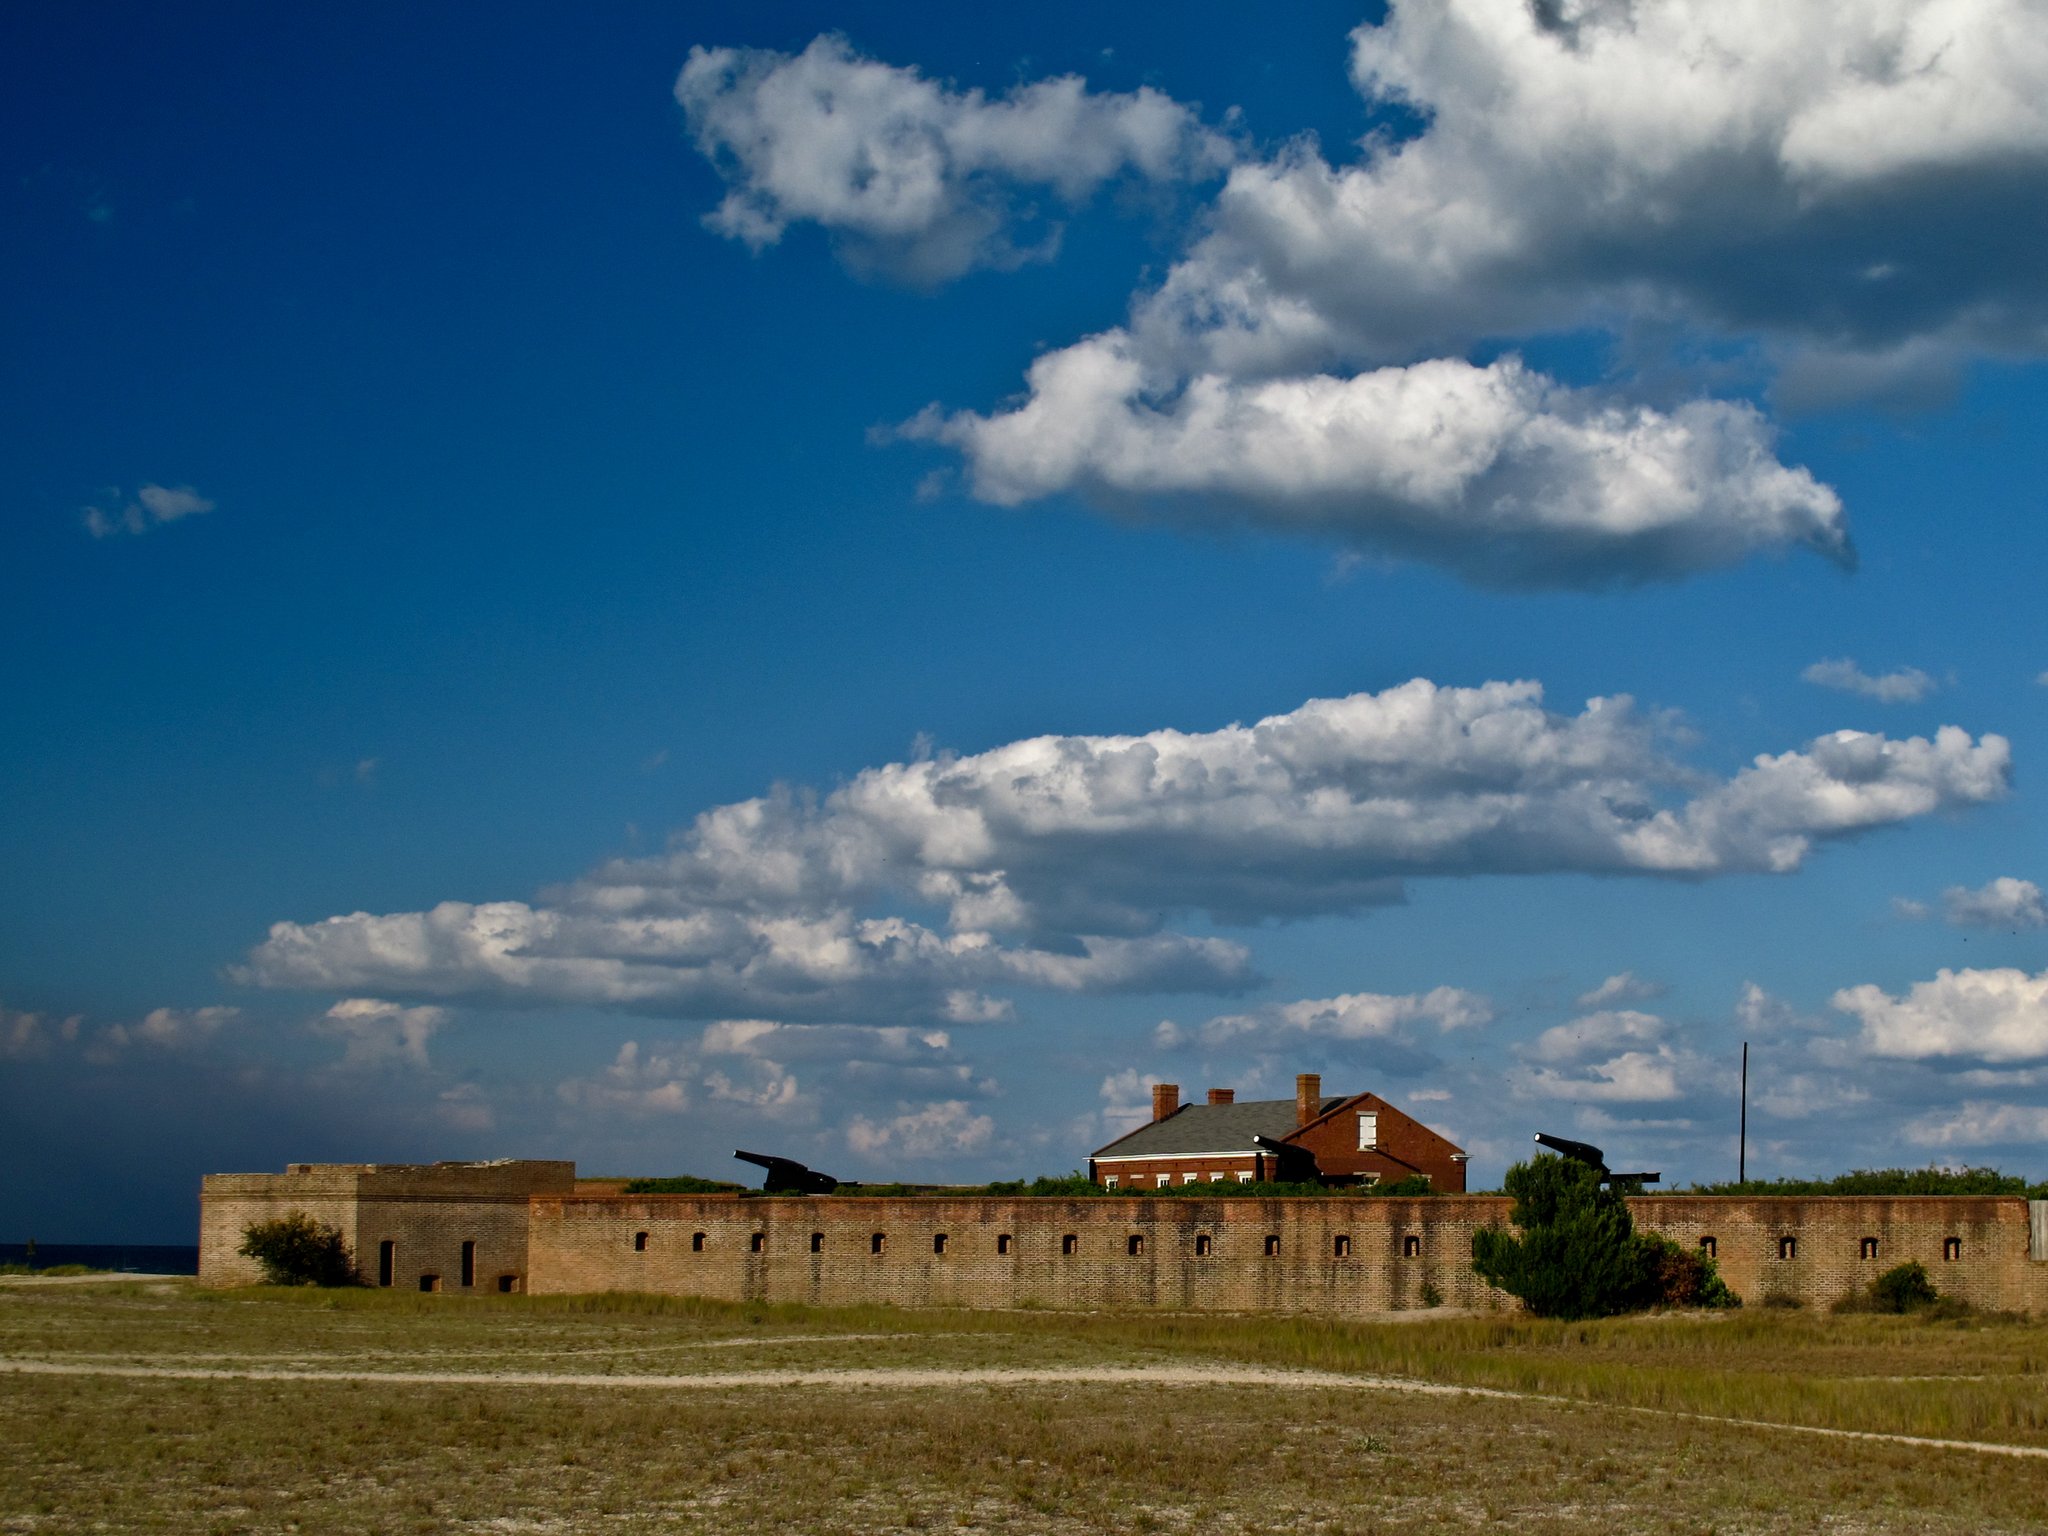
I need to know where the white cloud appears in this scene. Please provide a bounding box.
[239,679,2008,1019]
[1891,896,1932,921]
[83,483,214,539]
[1577,972,1665,1009]
[436,1082,495,1133]
[1904,1100,2048,1147]
[557,1041,696,1117]
[1133,0,2048,378]
[1735,981,1826,1039]
[1801,658,1936,703]
[1755,1072,1871,1119]
[310,998,449,1070]
[1942,877,2048,929]
[1527,1009,1668,1064]
[0,1005,81,1060]
[94,1005,238,1058]
[678,35,1231,283]
[1833,966,2048,1062]
[1157,986,1490,1049]
[908,341,1846,588]
[1515,1049,1688,1104]
[846,1099,994,1158]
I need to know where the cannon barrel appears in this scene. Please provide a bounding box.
[1249,1134,1321,1181]
[1534,1132,1608,1170]
[733,1148,842,1195]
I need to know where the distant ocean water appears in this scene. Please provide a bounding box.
[0,1243,199,1275]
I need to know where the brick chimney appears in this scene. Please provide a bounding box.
[1206,1088,1235,1106]
[1295,1073,1322,1127]
[1151,1083,1181,1122]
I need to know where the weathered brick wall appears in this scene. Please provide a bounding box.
[524,1193,2048,1314]
[1629,1195,2048,1314]
[202,1163,2048,1316]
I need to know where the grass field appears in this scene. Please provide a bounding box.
[2,1279,2045,1534]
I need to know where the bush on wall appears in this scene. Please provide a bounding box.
[239,1212,361,1287]
[1472,1155,1737,1318]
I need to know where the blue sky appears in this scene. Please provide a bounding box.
[6,2,2048,1239]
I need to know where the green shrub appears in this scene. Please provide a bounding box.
[621,1175,750,1195]
[1868,1261,1940,1313]
[1471,1155,1659,1319]
[238,1212,361,1287]
[1689,1165,2047,1198]
[1640,1235,1740,1309]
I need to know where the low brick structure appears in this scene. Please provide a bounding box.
[200,1159,2048,1315]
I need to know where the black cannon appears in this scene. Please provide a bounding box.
[1533,1132,1660,1188]
[733,1149,847,1195]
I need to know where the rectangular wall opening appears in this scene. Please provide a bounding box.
[997,1233,1013,1255]
[1402,1235,1421,1258]
[1944,1236,1962,1261]
[419,1274,440,1293]
[1334,1235,1351,1258]
[377,1240,394,1288]
[1194,1234,1212,1257]
[496,1274,517,1294]
[691,1232,706,1252]
[634,1231,648,1252]
[1698,1235,1717,1259]
[1861,1236,1879,1259]
[871,1232,887,1255]
[1061,1234,1077,1256]
[811,1232,824,1253]
[749,1232,765,1254]
[1127,1234,1144,1257]
[1263,1235,1280,1257]
[460,1240,476,1288]
[934,1233,950,1255]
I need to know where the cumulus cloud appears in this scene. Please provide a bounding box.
[557,1040,697,1117]
[83,483,214,539]
[1156,986,1490,1050]
[1801,658,1936,703]
[1833,966,2048,1062]
[240,679,2008,1018]
[1515,1049,1689,1104]
[0,1004,81,1060]
[1577,972,1666,1009]
[908,342,1846,588]
[846,1099,995,1158]
[678,35,1231,283]
[1526,1009,1668,1064]
[1942,877,2048,929]
[94,1005,238,1057]
[1134,0,2048,378]
[1905,1100,2048,1147]
[310,998,449,1070]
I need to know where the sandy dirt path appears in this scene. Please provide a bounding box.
[3,1355,2044,1462]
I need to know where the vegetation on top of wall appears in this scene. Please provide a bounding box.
[1474,1155,1738,1319]
[621,1176,751,1195]
[1686,1166,2048,1198]
[238,1213,362,1287]
[838,1174,1440,1198]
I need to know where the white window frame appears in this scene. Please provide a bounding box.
[1358,1112,1379,1150]
[1235,1171,1254,1183]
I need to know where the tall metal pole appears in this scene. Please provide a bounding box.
[1738,1041,1749,1184]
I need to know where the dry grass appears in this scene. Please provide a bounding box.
[1,1281,2045,1534]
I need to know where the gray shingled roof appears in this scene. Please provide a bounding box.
[1092,1097,1341,1158]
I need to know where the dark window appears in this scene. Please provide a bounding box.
[1777,1236,1797,1260]
[871,1232,887,1255]
[419,1274,440,1293]
[749,1232,765,1254]
[1860,1236,1879,1260]
[1944,1236,1962,1261]
[934,1233,950,1255]
[1698,1236,1717,1259]
[377,1240,395,1288]
[1334,1235,1351,1258]
[460,1240,476,1287]
[1194,1234,1212,1257]
[1127,1234,1145,1257]
[691,1232,706,1253]
[810,1232,824,1253]
[1402,1235,1421,1258]
[996,1233,1013,1255]
[633,1231,648,1252]
[496,1274,517,1294]
[1061,1234,1077,1256]
[1263,1234,1280,1257]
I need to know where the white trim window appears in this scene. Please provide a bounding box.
[1358,1113,1379,1150]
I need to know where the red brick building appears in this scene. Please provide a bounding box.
[1087,1073,1469,1192]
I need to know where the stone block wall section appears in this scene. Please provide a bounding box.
[200,1161,575,1291]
